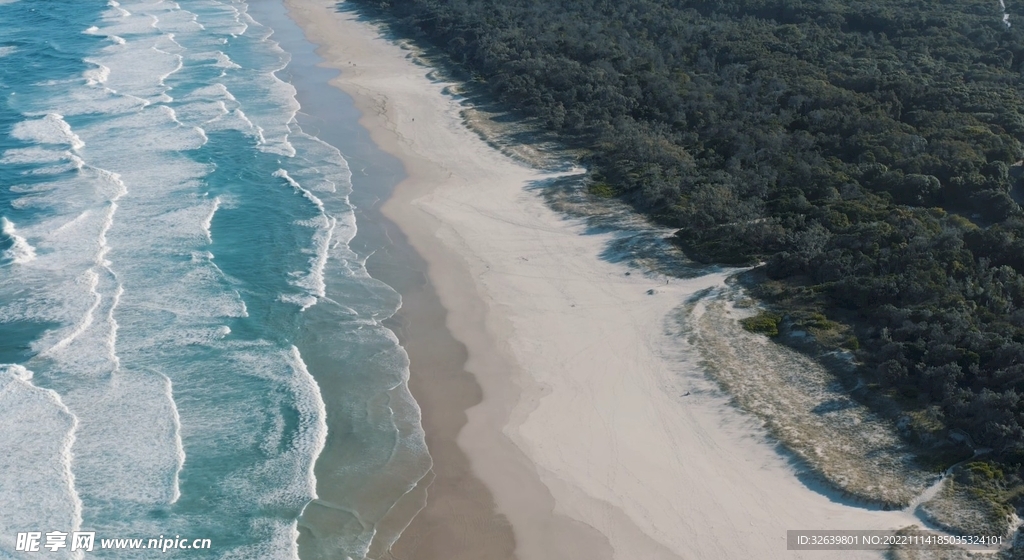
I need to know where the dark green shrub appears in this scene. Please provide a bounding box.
[741,312,782,337]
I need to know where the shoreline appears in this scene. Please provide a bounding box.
[282,1,952,559]
[280,2,613,558]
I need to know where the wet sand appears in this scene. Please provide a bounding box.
[375,247,519,560]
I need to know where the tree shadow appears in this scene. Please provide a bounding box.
[521,174,717,277]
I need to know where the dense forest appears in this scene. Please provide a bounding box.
[346,0,1024,466]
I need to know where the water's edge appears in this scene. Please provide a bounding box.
[243,2,435,557]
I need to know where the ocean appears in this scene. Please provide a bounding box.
[0,0,428,558]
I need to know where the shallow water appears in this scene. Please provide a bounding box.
[0,1,426,557]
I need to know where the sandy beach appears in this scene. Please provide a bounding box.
[283,1,935,559]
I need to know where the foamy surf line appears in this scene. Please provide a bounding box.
[0,0,426,557]
[0,364,83,554]
[1,217,37,264]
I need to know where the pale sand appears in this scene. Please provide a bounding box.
[284,1,932,558]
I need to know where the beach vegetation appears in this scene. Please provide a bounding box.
[587,182,616,198]
[740,311,782,337]
[920,461,1022,535]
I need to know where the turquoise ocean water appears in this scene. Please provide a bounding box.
[0,1,428,558]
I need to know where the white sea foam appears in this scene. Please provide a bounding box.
[221,345,327,509]
[274,169,325,211]
[11,114,85,151]
[82,107,207,152]
[149,196,224,246]
[212,50,240,68]
[273,168,302,190]
[237,6,270,42]
[15,221,182,511]
[151,3,204,34]
[22,163,80,176]
[107,0,130,18]
[205,10,299,156]
[277,293,317,309]
[175,84,256,132]
[288,130,353,196]
[98,12,154,36]
[229,108,256,131]
[185,82,236,101]
[0,0,402,556]
[84,63,111,86]
[79,4,186,103]
[39,270,102,359]
[217,520,301,560]
[286,346,328,501]
[0,147,71,165]
[0,365,83,552]
[1,364,33,381]
[204,0,248,37]
[86,45,181,104]
[201,196,220,243]
[33,84,150,117]
[273,169,336,308]
[175,100,227,125]
[161,373,186,504]
[1,218,38,265]
[56,373,187,506]
[249,75,300,156]
[0,46,16,57]
[285,131,359,268]
[2,123,182,512]
[84,24,131,43]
